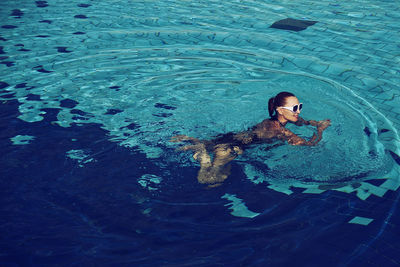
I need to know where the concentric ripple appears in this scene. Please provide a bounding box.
[240,71,399,190]
[1,0,400,197]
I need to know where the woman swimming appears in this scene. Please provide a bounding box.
[170,92,331,186]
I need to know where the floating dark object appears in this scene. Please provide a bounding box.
[270,18,318,32]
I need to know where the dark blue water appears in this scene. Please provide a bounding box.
[2,0,400,265]
[1,98,400,266]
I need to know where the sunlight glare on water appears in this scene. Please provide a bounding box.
[0,0,399,190]
[2,0,400,266]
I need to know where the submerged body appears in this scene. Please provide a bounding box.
[171,92,331,186]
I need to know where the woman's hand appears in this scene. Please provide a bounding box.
[317,119,331,131]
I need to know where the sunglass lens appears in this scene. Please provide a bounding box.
[293,105,298,112]
[299,103,303,111]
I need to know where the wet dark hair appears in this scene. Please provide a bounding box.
[268,92,296,118]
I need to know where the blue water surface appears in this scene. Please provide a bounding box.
[1,0,400,266]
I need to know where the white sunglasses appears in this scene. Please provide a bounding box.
[279,103,303,112]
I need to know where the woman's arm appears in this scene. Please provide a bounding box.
[278,126,327,146]
[295,117,331,128]
[294,117,320,127]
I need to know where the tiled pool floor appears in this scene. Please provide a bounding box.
[1,0,400,266]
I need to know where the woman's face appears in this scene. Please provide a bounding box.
[277,96,301,122]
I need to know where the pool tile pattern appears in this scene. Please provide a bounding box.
[1,0,400,265]
[222,193,260,218]
[349,216,374,225]
[0,0,398,228]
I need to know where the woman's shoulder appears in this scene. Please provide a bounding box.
[251,118,281,139]
[254,118,279,129]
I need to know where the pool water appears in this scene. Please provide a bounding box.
[1,0,400,266]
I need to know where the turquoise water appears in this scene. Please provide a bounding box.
[1,0,400,265]
[1,0,399,194]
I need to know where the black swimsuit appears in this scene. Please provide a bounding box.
[208,132,248,150]
[205,119,282,152]
[205,128,263,152]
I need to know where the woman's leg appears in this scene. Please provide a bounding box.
[170,135,242,186]
[197,144,242,185]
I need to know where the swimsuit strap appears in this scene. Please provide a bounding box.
[278,120,286,128]
[272,116,286,128]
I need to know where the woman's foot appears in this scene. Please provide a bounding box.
[178,143,212,167]
[192,144,212,166]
